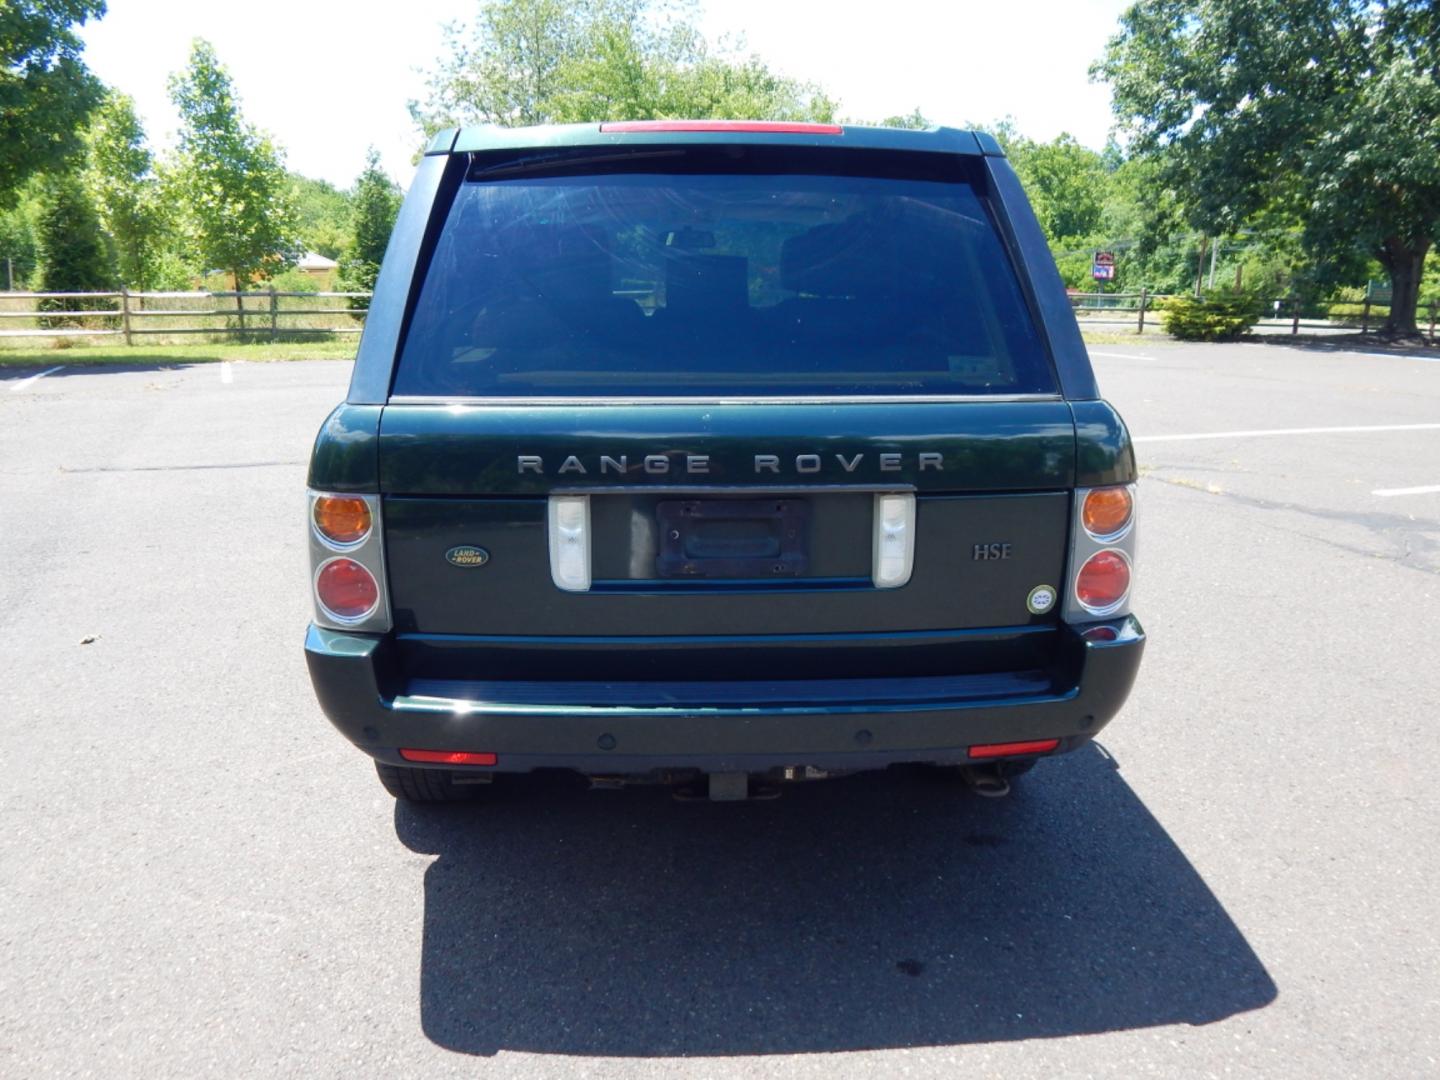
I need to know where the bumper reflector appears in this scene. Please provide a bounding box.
[399,749,498,766]
[969,738,1060,759]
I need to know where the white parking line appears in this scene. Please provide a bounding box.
[220,361,234,384]
[1089,350,1156,360]
[1373,484,1440,497]
[7,365,65,393]
[1135,422,1440,444]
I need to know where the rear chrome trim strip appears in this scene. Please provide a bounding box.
[385,393,1064,407]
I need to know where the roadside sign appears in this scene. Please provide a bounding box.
[1092,251,1116,281]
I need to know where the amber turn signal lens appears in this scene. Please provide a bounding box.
[1082,487,1133,538]
[313,495,372,545]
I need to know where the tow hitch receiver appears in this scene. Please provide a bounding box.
[670,773,783,802]
[708,772,748,801]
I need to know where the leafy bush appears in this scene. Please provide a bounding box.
[147,251,198,291]
[266,266,319,293]
[1325,300,1389,325]
[1159,291,1262,341]
[337,259,379,320]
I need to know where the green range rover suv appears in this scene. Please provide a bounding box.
[304,120,1144,803]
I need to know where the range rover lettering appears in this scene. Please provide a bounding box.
[304,120,1144,803]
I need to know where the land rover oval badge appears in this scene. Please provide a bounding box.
[446,545,490,568]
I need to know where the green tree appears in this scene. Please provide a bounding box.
[82,91,174,289]
[0,187,43,289]
[411,0,835,134]
[1095,0,1440,336]
[875,108,930,130]
[337,148,402,307]
[35,173,115,326]
[0,1,107,208]
[1006,133,1107,244]
[167,39,299,295]
[291,174,350,260]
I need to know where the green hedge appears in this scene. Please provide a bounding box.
[1159,293,1263,341]
[1325,301,1389,325]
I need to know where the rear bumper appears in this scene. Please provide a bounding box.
[305,619,1144,774]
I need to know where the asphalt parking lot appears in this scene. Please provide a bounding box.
[2,340,1438,1078]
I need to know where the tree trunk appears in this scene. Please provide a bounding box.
[1377,238,1430,337]
[233,269,246,335]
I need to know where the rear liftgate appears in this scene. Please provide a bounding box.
[376,402,1083,799]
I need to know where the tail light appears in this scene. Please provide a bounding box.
[1064,483,1136,624]
[1074,550,1131,614]
[309,490,390,631]
[315,557,380,621]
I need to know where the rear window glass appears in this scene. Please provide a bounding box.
[393,152,1056,398]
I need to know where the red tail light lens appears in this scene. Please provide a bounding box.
[1082,487,1133,538]
[315,558,379,620]
[1075,550,1131,613]
[313,495,372,545]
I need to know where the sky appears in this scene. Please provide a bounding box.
[78,0,1132,191]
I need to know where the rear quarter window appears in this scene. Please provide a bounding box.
[392,148,1057,399]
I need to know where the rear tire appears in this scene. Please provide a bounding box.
[375,762,484,803]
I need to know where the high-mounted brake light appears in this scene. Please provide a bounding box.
[970,739,1060,759]
[600,120,844,135]
[313,495,372,546]
[399,749,498,766]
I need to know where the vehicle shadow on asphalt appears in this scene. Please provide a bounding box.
[395,746,1276,1056]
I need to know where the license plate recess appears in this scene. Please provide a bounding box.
[656,499,809,579]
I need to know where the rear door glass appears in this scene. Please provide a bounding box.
[393,151,1057,398]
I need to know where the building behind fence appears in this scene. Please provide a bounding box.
[0,290,370,346]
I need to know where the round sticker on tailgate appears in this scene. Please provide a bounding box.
[1027,585,1056,614]
[446,545,490,568]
